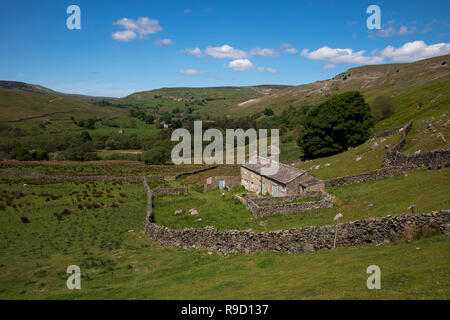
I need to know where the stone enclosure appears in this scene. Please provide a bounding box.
[233,191,335,218]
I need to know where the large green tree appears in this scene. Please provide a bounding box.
[297,91,374,158]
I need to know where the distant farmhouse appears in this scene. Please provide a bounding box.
[241,156,324,197]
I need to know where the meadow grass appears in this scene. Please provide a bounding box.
[0,169,449,299]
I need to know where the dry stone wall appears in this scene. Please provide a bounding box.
[174,165,218,179]
[153,187,189,196]
[0,169,145,182]
[144,210,450,254]
[324,166,413,187]
[382,149,450,169]
[233,191,335,218]
[369,122,411,139]
[325,120,449,187]
[382,120,450,169]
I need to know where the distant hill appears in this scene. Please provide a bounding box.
[118,86,290,118]
[0,84,127,134]
[1,54,448,135]
[0,80,117,102]
[233,54,450,130]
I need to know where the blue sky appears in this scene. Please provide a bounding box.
[1,0,449,97]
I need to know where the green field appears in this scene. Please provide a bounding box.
[0,173,449,299]
[154,167,450,231]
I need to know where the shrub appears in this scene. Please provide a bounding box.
[395,225,439,244]
[62,209,72,215]
[142,146,171,165]
[371,95,395,121]
[21,216,30,223]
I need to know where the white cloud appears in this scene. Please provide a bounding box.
[225,59,254,71]
[381,40,450,62]
[256,67,277,73]
[284,47,298,54]
[205,45,247,59]
[248,48,279,57]
[370,23,416,38]
[156,38,174,46]
[377,26,396,37]
[182,44,284,59]
[179,47,203,57]
[112,30,137,42]
[281,43,298,54]
[112,17,162,41]
[301,46,384,65]
[179,69,207,75]
[398,25,416,35]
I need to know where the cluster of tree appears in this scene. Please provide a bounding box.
[73,118,100,130]
[10,148,48,161]
[0,124,28,138]
[297,91,374,158]
[257,105,311,139]
[129,110,154,124]
[94,100,113,107]
[2,131,97,162]
[158,114,182,129]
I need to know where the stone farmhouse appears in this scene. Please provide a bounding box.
[241,156,324,197]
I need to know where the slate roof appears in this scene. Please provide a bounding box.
[241,156,306,185]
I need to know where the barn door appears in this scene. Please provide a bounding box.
[262,183,266,195]
[272,185,276,197]
[219,179,225,190]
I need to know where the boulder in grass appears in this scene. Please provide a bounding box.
[189,208,198,215]
[174,209,184,216]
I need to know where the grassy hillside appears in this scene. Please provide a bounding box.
[235,55,449,123]
[0,87,128,132]
[116,86,269,118]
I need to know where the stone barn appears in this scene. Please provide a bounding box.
[240,157,324,197]
[204,175,241,192]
